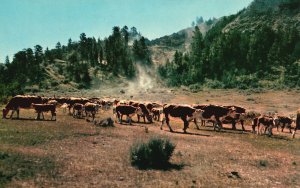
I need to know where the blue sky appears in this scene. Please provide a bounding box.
[0,0,253,63]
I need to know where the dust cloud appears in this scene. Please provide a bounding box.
[127,63,155,93]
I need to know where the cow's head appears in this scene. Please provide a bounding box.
[136,107,143,116]
[146,114,153,123]
[192,109,204,120]
[95,104,100,112]
[2,108,8,119]
[228,107,236,118]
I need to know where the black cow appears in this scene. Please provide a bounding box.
[32,103,56,120]
[115,105,142,125]
[161,104,202,133]
[198,105,236,131]
[274,116,293,133]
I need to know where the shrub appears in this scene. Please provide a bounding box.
[130,137,175,169]
[203,78,224,89]
[189,83,203,92]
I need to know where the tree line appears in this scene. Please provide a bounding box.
[158,12,300,89]
[0,26,151,102]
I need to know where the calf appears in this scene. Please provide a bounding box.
[68,97,90,114]
[131,102,153,123]
[115,105,142,125]
[84,102,99,121]
[151,108,162,121]
[32,104,56,120]
[255,116,275,136]
[161,104,202,133]
[223,105,246,131]
[274,115,293,133]
[72,103,84,118]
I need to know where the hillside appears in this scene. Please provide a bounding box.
[223,0,300,33]
[157,0,300,88]
[149,21,217,64]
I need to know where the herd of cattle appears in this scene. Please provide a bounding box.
[2,95,300,138]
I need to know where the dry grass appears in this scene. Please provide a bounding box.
[0,89,299,187]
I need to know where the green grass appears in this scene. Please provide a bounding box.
[0,150,56,187]
[0,117,100,146]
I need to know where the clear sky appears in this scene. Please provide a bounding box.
[0,0,253,63]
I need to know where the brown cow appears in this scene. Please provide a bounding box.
[222,105,246,130]
[292,109,300,138]
[67,97,89,114]
[115,105,142,125]
[151,108,162,121]
[254,116,275,136]
[2,95,46,119]
[197,105,236,131]
[274,115,293,133]
[161,104,202,133]
[72,103,84,118]
[32,104,56,120]
[84,102,100,121]
[131,102,153,123]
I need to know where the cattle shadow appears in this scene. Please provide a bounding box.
[268,134,291,141]
[162,129,211,137]
[134,162,185,171]
[8,117,56,122]
[194,125,252,135]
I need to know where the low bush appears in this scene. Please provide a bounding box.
[130,137,175,169]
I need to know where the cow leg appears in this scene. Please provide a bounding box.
[292,127,297,138]
[281,123,285,132]
[193,118,200,130]
[41,112,45,120]
[241,120,245,131]
[158,114,160,122]
[137,115,141,123]
[161,116,165,130]
[288,124,292,134]
[92,112,95,121]
[117,112,122,124]
[120,114,123,124]
[257,122,261,135]
[232,121,237,130]
[10,110,15,119]
[214,118,222,131]
[16,109,20,119]
[51,111,56,121]
[267,126,273,136]
[162,114,173,132]
[143,116,146,123]
[201,120,205,127]
[181,116,189,133]
[264,125,268,134]
[252,118,258,133]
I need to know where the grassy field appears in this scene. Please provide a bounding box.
[0,89,299,187]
